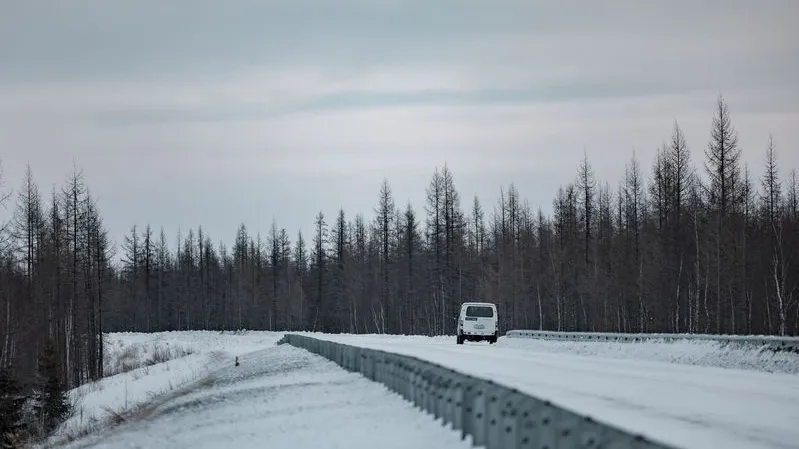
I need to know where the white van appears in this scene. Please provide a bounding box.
[456,302,498,344]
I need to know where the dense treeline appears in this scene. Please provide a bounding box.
[1,95,798,394]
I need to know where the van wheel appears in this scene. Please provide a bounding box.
[489,336,497,344]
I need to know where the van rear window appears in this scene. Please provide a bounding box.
[465,306,494,318]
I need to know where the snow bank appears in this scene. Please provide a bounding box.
[499,336,799,374]
[105,330,285,362]
[59,342,474,449]
[50,331,284,445]
[58,353,212,440]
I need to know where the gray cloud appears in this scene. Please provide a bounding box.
[4,0,797,82]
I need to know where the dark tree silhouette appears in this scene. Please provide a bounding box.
[33,340,71,435]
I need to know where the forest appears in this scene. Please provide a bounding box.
[1,95,798,393]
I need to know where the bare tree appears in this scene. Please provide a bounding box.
[121,225,140,331]
[0,160,12,253]
[625,152,645,331]
[425,168,444,334]
[292,229,308,330]
[311,212,328,332]
[577,152,596,266]
[704,94,742,333]
[373,180,395,332]
[0,160,14,369]
[762,135,781,226]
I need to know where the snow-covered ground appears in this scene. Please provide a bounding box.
[49,331,799,449]
[52,331,285,445]
[59,342,474,449]
[104,331,283,360]
[500,335,799,374]
[309,333,799,449]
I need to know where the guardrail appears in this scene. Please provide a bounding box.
[279,333,677,449]
[505,330,799,352]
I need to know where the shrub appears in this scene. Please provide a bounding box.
[0,367,27,448]
[32,340,71,436]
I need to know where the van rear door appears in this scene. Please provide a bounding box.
[462,305,496,335]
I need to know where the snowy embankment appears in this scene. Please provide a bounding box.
[499,335,799,374]
[59,343,474,449]
[50,331,284,446]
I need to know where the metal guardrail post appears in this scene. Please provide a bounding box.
[499,389,527,447]
[433,367,448,422]
[400,360,408,400]
[474,380,512,448]
[366,352,375,380]
[553,405,588,448]
[515,395,542,447]
[486,385,515,448]
[459,378,479,441]
[434,368,445,419]
[439,369,456,427]
[425,368,436,416]
[429,368,440,417]
[385,354,394,392]
[409,364,419,407]
[396,359,407,398]
[535,401,559,448]
[450,375,466,434]
[419,367,430,413]
[428,368,439,419]
[382,353,389,384]
[413,363,425,410]
[403,360,412,400]
[470,380,491,447]
[394,356,404,396]
[382,353,390,390]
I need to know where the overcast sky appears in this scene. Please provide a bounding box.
[1,0,798,254]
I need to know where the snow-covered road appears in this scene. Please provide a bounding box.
[61,342,474,449]
[308,333,799,449]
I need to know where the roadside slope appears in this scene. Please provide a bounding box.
[51,331,284,445]
[59,343,475,449]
